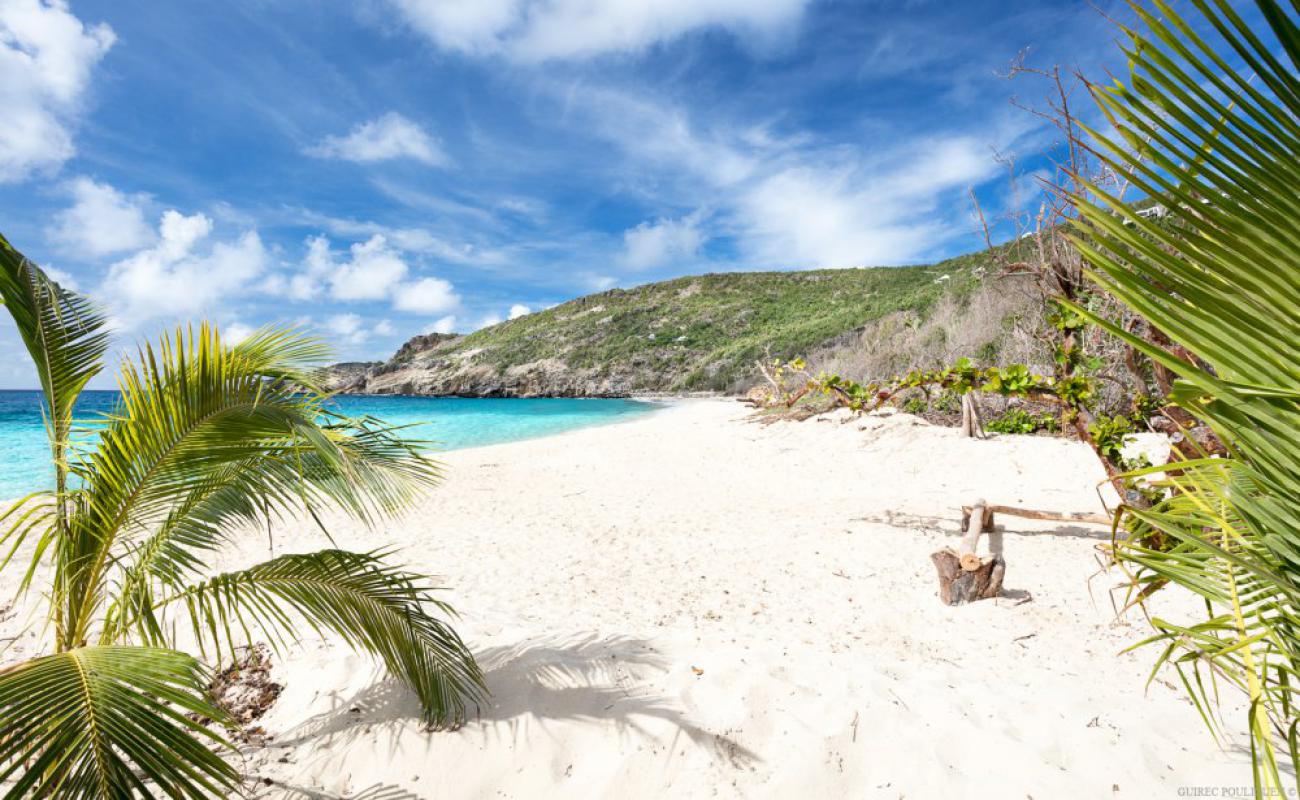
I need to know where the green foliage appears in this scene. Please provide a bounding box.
[1086,414,1133,464]
[0,233,485,797]
[1070,0,1300,791]
[902,395,929,415]
[0,647,236,799]
[421,259,987,392]
[985,408,1059,435]
[810,357,1076,414]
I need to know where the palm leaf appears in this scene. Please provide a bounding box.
[1067,0,1300,790]
[0,233,109,475]
[60,324,442,649]
[0,646,237,799]
[158,549,485,727]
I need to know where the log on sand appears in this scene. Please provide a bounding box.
[960,504,1112,529]
[931,500,1005,605]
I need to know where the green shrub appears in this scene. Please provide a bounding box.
[985,408,1058,435]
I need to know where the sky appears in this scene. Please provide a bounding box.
[0,0,1143,388]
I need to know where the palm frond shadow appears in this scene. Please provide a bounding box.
[268,782,423,800]
[276,634,759,769]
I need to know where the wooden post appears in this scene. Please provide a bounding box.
[960,394,985,438]
[931,499,1004,605]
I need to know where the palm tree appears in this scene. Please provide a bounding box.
[0,233,485,798]
[1069,0,1300,791]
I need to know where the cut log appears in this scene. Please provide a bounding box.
[931,549,1005,605]
[931,499,1004,605]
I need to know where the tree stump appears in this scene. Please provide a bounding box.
[930,549,1006,605]
[931,499,1004,605]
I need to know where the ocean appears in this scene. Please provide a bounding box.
[0,390,660,500]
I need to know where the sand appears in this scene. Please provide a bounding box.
[0,399,1254,798]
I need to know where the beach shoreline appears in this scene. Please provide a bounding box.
[0,399,1249,797]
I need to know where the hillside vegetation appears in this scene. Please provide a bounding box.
[333,245,1041,397]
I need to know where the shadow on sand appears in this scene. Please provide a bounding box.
[269,783,423,800]
[857,509,1114,541]
[271,633,759,771]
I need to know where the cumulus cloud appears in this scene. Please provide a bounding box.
[507,303,529,320]
[393,276,459,313]
[386,0,811,61]
[327,235,410,301]
[430,315,457,334]
[306,112,447,166]
[49,177,152,257]
[0,0,114,182]
[223,322,255,345]
[101,210,268,322]
[283,234,461,315]
[477,312,503,329]
[621,213,705,270]
[326,313,369,344]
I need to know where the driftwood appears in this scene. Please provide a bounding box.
[932,501,1114,606]
[931,500,1004,605]
[959,394,985,439]
[960,504,1112,530]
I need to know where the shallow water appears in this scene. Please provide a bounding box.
[0,390,659,499]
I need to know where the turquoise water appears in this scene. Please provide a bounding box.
[0,391,659,499]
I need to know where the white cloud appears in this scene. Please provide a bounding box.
[507,303,529,320]
[223,322,255,345]
[621,213,705,270]
[326,312,369,344]
[392,276,459,313]
[281,234,461,315]
[0,0,114,182]
[373,319,396,336]
[476,312,502,329]
[49,177,152,257]
[582,273,618,291]
[101,210,268,323]
[327,235,410,302]
[386,0,811,61]
[430,315,457,334]
[306,112,447,166]
[43,265,78,290]
[563,85,1019,269]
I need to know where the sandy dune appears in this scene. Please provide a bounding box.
[1,399,1253,798]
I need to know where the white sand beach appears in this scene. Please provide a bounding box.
[0,400,1250,798]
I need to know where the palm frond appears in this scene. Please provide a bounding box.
[0,234,109,472]
[61,324,442,649]
[1067,0,1300,790]
[157,549,484,727]
[0,646,237,799]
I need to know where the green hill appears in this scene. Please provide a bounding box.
[332,247,1030,397]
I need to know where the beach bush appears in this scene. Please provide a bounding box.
[984,408,1058,435]
[1071,0,1300,791]
[0,235,484,798]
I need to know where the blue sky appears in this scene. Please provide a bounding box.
[0,0,1140,388]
